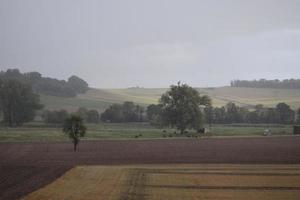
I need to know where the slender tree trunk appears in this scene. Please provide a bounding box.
[180,129,184,135]
[73,138,78,151]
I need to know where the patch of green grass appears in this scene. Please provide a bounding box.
[208,125,292,136]
[0,127,67,142]
[0,123,294,142]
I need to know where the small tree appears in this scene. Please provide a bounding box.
[63,115,87,151]
[276,103,294,124]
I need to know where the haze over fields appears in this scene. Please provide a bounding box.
[1,0,300,88]
[40,87,300,112]
[2,1,300,200]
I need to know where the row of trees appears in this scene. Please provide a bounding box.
[147,102,300,129]
[1,76,300,134]
[0,76,144,126]
[204,103,299,125]
[0,69,89,97]
[231,79,300,89]
[43,107,100,124]
[101,102,145,122]
[145,82,300,134]
[43,102,145,124]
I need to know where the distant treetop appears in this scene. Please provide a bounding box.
[0,68,89,97]
[231,79,300,89]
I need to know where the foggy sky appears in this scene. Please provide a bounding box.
[1,0,300,88]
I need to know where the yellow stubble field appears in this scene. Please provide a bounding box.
[24,164,300,200]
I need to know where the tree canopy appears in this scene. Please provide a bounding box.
[63,115,86,151]
[201,102,296,125]
[42,109,69,124]
[43,108,100,124]
[0,68,89,97]
[160,82,212,133]
[101,102,145,123]
[297,108,300,124]
[0,79,43,126]
[146,104,163,126]
[68,76,89,94]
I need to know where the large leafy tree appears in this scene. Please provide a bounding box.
[0,79,43,126]
[63,115,87,151]
[276,103,295,124]
[225,102,241,123]
[204,105,214,126]
[68,75,89,93]
[86,109,100,123]
[160,82,211,134]
[101,104,124,122]
[146,104,163,126]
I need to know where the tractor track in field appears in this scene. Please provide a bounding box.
[119,169,148,200]
[145,184,300,191]
[143,171,300,176]
[1,136,300,199]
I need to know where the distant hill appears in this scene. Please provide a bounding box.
[2,69,299,112]
[0,69,88,97]
[40,86,300,112]
[198,87,300,109]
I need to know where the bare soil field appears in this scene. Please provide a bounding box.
[0,165,70,200]
[1,136,300,199]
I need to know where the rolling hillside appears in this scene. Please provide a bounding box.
[40,87,300,112]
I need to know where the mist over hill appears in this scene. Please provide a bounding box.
[0,69,88,97]
[1,68,300,112]
[231,79,300,89]
[38,86,300,112]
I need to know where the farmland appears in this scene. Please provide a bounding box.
[1,137,300,199]
[25,165,300,200]
[40,86,300,112]
[0,122,294,142]
[2,1,300,199]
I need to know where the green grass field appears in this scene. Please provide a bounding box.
[40,87,300,112]
[24,164,300,200]
[0,123,293,143]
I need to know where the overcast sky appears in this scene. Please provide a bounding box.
[1,0,300,88]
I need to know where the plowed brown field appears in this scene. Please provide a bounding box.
[1,136,300,199]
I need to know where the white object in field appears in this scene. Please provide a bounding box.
[263,129,272,136]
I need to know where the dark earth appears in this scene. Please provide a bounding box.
[1,136,300,199]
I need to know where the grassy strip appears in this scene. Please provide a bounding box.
[0,123,294,142]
